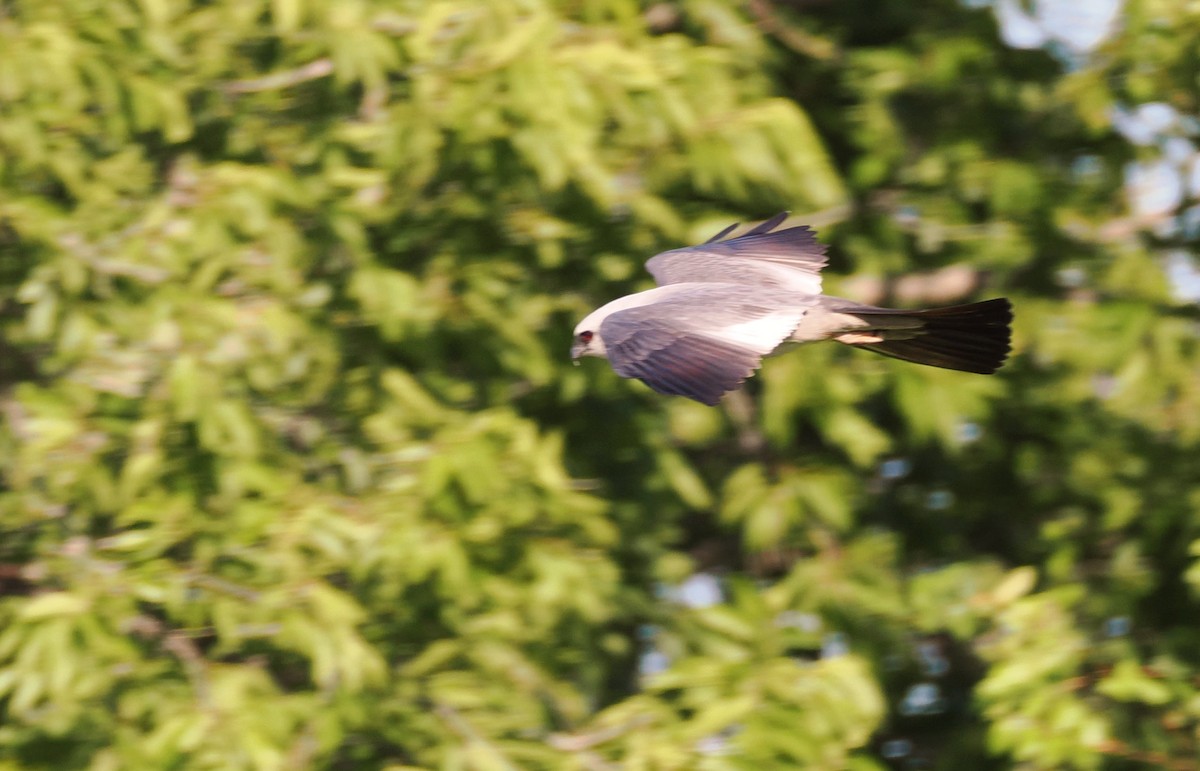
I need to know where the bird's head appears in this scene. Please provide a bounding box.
[571,327,605,363]
[571,311,608,363]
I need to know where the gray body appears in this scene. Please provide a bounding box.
[572,213,1011,405]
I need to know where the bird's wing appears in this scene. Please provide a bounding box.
[645,213,828,294]
[599,287,811,405]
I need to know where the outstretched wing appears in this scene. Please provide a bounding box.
[645,212,828,294]
[599,286,811,405]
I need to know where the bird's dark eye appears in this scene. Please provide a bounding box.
[579,331,594,343]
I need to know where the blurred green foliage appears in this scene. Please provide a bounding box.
[1,0,1199,768]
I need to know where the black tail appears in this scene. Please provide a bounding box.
[849,298,1013,374]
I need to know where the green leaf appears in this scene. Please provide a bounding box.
[18,593,89,620]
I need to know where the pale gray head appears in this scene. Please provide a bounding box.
[571,308,610,362]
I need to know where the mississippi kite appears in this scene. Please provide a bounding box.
[572,213,1012,406]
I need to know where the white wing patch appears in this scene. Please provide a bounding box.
[708,310,807,353]
[753,263,822,295]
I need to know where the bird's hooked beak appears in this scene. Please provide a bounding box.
[570,342,584,365]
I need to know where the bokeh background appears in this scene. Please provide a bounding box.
[2,0,1200,768]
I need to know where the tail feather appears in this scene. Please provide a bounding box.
[846,298,1013,374]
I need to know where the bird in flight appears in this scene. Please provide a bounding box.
[572,213,1012,406]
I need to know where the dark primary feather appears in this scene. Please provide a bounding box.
[703,222,740,244]
[646,213,828,288]
[740,211,790,236]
